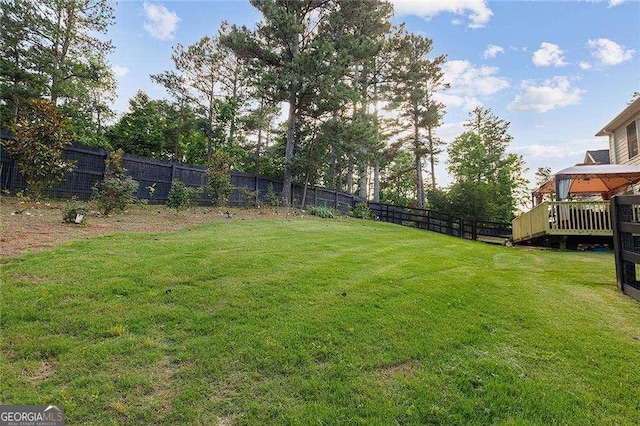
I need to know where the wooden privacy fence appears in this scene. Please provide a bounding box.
[0,144,362,212]
[368,202,512,243]
[610,195,640,302]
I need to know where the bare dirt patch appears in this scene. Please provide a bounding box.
[0,197,301,257]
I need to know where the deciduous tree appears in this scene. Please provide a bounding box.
[447,108,528,221]
[3,100,76,199]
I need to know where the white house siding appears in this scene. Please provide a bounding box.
[612,117,640,166]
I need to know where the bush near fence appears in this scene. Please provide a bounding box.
[0,142,362,212]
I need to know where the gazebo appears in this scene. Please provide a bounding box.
[532,164,640,205]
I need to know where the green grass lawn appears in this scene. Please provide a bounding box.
[1,217,639,425]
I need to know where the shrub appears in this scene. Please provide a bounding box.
[93,176,138,215]
[349,202,374,220]
[92,149,138,215]
[62,198,89,224]
[265,183,283,207]
[237,187,258,207]
[166,180,200,212]
[306,205,337,219]
[206,150,233,207]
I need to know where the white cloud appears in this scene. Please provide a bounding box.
[514,144,578,160]
[443,60,510,96]
[112,65,129,77]
[579,61,592,70]
[483,44,504,59]
[435,60,508,112]
[507,77,584,113]
[532,42,567,67]
[391,0,493,29]
[434,92,481,112]
[143,2,179,41]
[587,38,634,66]
[582,0,627,6]
[514,137,604,161]
[437,121,467,143]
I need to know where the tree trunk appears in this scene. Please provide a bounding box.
[373,163,380,202]
[346,162,353,194]
[282,99,296,205]
[359,161,367,199]
[414,114,425,208]
[228,62,239,144]
[329,144,336,190]
[428,124,436,190]
[416,156,424,208]
[255,125,263,174]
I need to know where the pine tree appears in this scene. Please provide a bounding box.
[387,29,447,208]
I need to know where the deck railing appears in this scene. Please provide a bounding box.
[512,201,612,242]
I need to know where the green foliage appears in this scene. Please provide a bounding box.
[206,150,233,206]
[425,188,452,214]
[0,0,115,136]
[306,205,337,219]
[387,29,448,205]
[62,198,89,224]
[106,91,166,157]
[92,177,138,215]
[221,0,392,202]
[166,180,200,212]
[237,187,258,207]
[349,202,374,220]
[446,108,528,222]
[380,151,416,207]
[92,149,138,215]
[2,99,76,200]
[265,183,283,207]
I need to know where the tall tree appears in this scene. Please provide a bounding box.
[34,0,115,105]
[387,30,447,208]
[0,0,45,129]
[0,0,116,140]
[447,107,528,221]
[152,36,223,161]
[106,91,166,158]
[152,29,249,163]
[221,0,359,204]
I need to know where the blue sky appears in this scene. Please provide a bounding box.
[107,0,640,188]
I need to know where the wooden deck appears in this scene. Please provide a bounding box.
[512,201,612,244]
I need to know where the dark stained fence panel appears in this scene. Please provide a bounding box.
[0,139,361,210]
[369,202,512,243]
[611,195,640,302]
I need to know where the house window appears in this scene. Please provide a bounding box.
[627,120,639,159]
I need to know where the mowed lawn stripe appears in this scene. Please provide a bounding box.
[1,217,639,424]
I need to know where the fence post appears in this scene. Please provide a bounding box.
[447,214,454,235]
[335,190,338,209]
[611,196,625,292]
[471,220,477,241]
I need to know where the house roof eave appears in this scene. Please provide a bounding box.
[596,97,640,137]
